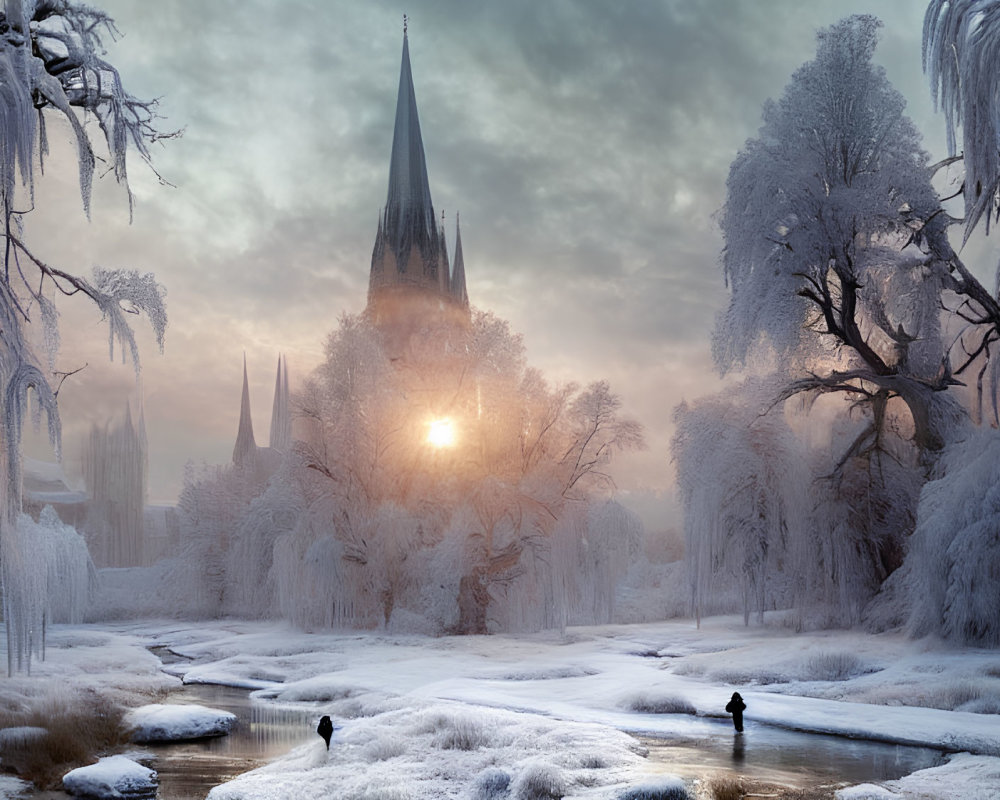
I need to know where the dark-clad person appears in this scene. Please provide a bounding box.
[726,691,746,733]
[317,715,334,749]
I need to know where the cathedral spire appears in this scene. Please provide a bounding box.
[268,354,292,453]
[384,25,436,267]
[233,355,257,467]
[369,24,445,300]
[450,212,469,308]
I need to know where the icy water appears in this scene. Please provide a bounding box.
[642,723,945,793]
[144,683,315,800]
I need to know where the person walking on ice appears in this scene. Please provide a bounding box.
[726,692,746,733]
[317,715,335,749]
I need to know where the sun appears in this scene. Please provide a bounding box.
[426,418,456,449]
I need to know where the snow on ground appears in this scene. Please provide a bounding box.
[11,616,1000,798]
[61,754,157,798]
[126,703,236,742]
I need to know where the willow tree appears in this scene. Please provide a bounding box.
[716,15,964,458]
[687,16,963,631]
[922,0,1000,423]
[0,0,173,673]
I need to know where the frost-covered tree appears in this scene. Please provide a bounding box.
[717,15,963,457]
[680,15,977,633]
[0,1,173,672]
[673,381,809,626]
[280,309,644,634]
[686,11,1000,641]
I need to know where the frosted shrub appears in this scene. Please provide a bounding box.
[362,732,407,761]
[802,651,873,682]
[617,777,690,800]
[624,693,695,715]
[709,667,790,686]
[512,761,566,800]
[705,776,744,800]
[432,712,491,751]
[471,768,512,800]
[940,681,1000,714]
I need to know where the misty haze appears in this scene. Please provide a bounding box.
[0,2,999,800]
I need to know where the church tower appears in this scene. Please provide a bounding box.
[368,22,469,321]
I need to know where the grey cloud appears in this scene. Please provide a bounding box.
[29,0,940,503]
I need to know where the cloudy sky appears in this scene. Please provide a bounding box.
[21,0,980,529]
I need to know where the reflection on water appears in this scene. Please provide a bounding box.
[147,684,315,800]
[641,721,946,791]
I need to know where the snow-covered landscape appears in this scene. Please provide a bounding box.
[3,618,1000,798]
[3,1,1000,798]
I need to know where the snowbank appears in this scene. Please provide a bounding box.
[126,703,236,742]
[838,753,1000,800]
[206,701,649,800]
[62,755,157,799]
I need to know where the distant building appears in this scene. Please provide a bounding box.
[367,27,470,342]
[22,457,87,530]
[82,403,148,567]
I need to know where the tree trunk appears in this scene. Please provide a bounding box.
[456,571,489,635]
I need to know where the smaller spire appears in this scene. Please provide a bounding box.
[233,354,258,467]
[438,208,450,294]
[269,354,292,453]
[450,212,469,308]
[403,13,408,36]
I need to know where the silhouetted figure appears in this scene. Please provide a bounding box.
[317,715,334,749]
[726,691,746,733]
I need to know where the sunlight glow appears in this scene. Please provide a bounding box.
[427,417,456,449]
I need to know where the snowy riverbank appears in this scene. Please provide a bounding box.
[5,617,1000,798]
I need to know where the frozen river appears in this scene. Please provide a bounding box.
[141,684,944,799]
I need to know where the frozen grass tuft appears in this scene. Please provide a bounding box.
[849,679,1000,712]
[513,761,566,799]
[471,767,512,800]
[709,668,790,686]
[705,776,744,800]
[942,681,1000,713]
[801,651,875,682]
[343,784,410,800]
[0,689,127,789]
[956,696,1000,714]
[617,776,690,799]
[362,732,407,761]
[624,692,696,715]
[430,711,492,750]
[500,666,598,681]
